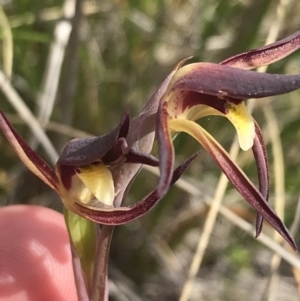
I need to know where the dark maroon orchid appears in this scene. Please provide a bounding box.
[1,32,300,253]
[0,59,195,223]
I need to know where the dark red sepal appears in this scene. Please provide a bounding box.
[58,112,130,167]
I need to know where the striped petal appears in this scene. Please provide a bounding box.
[168,63,300,101]
[168,118,297,251]
[0,110,60,192]
[221,30,300,70]
[252,121,269,237]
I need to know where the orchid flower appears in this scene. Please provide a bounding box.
[0,107,196,218]
[154,30,300,250]
[1,31,300,253]
[72,31,300,251]
[0,59,197,226]
[0,71,197,292]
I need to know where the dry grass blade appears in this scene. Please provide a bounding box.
[0,6,13,79]
[42,120,91,138]
[29,0,76,150]
[218,201,300,269]
[8,1,107,28]
[178,139,240,301]
[5,113,91,138]
[264,104,286,301]
[0,70,58,164]
[290,194,300,295]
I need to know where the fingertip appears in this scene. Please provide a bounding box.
[0,205,78,301]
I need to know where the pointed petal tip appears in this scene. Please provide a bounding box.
[221,30,300,70]
[255,228,261,238]
[254,224,297,251]
[287,236,298,252]
[255,216,263,238]
[174,56,193,71]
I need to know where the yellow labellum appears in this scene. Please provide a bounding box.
[225,102,255,151]
[76,164,115,207]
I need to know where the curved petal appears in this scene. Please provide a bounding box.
[166,89,255,150]
[58,111,130,167]
[127,57,191,151]
[168,63,300,102]
[101,137,129,165]
[112,58,190,208]
[168,118,297,251]
[156,101,175,195]
[166,90,227,119]
[252,121,269,237]
[72,152,199,224]
[76,98,176,217]
[220,30,300,70]
[0,110,60,192]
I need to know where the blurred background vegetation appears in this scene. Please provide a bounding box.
[1,0,300,300]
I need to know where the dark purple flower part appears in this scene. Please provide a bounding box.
[153,30,300,250]
[1,31,300,251]
[0,58,191,219]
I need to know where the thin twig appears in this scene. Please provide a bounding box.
[218,202,300,269]
[29,0,76,149]
[56,0,83,150]
[0,70,58,164]
[5,113,91,138]
[264,104,285,301]
[37,2,74,123]
[290,193,300,237]
[290,194,300,297]
[8,1,109,28]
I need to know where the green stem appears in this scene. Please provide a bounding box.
[91,225,114,301]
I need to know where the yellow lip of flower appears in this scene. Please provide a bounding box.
[164,61,300,152]
[75,163,115,207]
[167,94,255,151]
[225,101,255,151]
